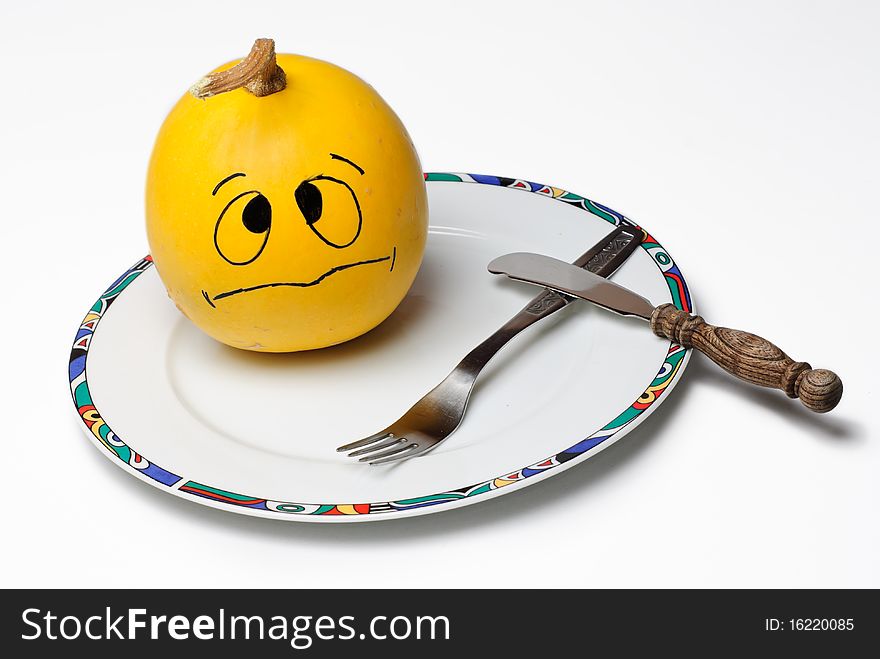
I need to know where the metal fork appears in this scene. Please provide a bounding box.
[336,223,645,465]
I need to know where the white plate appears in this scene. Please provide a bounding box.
[68,173,693,522]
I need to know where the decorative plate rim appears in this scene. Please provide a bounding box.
[68,173,693,522]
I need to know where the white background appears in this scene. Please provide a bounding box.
[2,0,877,588]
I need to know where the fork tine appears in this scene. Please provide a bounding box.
[369,443,432,465]
[347,436,405,457]
[336,432,391,452]
[359,442,419,464]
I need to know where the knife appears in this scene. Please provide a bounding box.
[488,252,843,413]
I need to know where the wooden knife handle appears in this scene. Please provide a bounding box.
[650,303,842,413]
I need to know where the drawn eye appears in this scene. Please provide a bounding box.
[241,194,271,233]
[295,176,362,248]
[214,191,272,265]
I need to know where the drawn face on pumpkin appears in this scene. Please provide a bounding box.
[146,48,427,353]
[205,153,397,308]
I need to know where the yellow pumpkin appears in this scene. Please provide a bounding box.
[146,39,428,352]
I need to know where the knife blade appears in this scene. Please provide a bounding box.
[488,251,843,413]
[510,223,645,322]
[489,251,656,320]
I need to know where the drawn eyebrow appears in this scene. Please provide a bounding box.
[212,172,246,196]
[329,153,364,175]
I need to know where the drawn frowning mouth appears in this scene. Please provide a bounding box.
[203,248,397,307]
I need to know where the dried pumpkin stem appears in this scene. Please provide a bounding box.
[190,38,287,99]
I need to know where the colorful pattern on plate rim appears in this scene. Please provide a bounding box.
[69,173,692,518]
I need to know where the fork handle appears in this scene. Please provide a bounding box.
[651,304,843,413]
[458,225,644,377]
